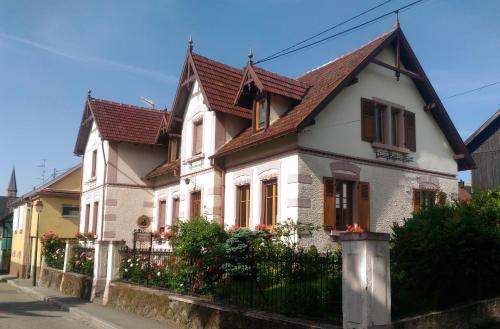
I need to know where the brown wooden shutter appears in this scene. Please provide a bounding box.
[361,98,376,142]
[159,200,167,229]
[323,178,334,229]
[358,182,370,231]
[404,111,416,151]
[92,202,99,234]
[438,192,447,206]
[413,190,421,213]
[172,199,180,226]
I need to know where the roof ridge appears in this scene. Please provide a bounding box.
[297,31,392,79]
[191,52,243,74]
[90,97,168,113]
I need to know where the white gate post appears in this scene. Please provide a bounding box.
[63,240,78,273]
[103,240,126,305]
[91,240,109,301]
[340,232,391,329]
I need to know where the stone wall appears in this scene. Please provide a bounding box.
[39,266,92,301]
[107,282,341,329]
[392,297,500,329]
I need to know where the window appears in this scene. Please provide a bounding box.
[172,198,180,225]
[84,204,90,232]
[323,178,334,229]
[413,189,436,213]
[168,139,178,162]
[361,98,416,151]
[193,121,203,155]
[391,108,402,146]
[254,98,267,131]
[262,179,277,226]
[237,185,250,228]
[91,149,97,178]
[62,205,80,218]
[335,180,353,230]
[158,200,167,230]
[190,191,201,218]
[92,202,99,234]
[375,103,386,143]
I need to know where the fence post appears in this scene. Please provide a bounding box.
[103,240,126,305]
[340,232,391,329]
[63,240,78,273]
[91,240,109,301]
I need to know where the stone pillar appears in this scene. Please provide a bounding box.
[340,232,391,329]
[63,240,78,273]
[91,240,109,301]
[103,240,126,305]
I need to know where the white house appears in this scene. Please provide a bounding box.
[75,25,474,250]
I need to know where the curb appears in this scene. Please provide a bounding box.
[6,280,122,329]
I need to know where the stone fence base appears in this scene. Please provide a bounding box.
[107,282,341,329]
[392,297,500,329]
[39,266,92,301]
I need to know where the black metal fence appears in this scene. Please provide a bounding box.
[70,246,95,277]
[118,247,342,323]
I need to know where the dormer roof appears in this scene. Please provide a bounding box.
[74,96,169,155]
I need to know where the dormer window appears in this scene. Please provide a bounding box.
[254,97,268,131]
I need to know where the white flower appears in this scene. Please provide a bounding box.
[127,259,132,263]
[157,271,161,277]
[129,263,133,268]
[124,269,128,272]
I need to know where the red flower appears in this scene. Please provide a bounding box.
[193,281,200,289]
[227,225,240,232]
[207,266,214,273]
[346,224,365,233]
[255,224,268,231]
[195,258,203,266]
[197,272,203,279]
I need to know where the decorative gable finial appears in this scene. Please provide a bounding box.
[394,10,400,29]
[188,35,193,53]
[87,89,92,98]
[248,48,253,65]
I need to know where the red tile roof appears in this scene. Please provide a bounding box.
[89,98,168,145]
[145,159,180,179]
[214,31,394,157]
[252,66,309,101]
[191,54,252,119]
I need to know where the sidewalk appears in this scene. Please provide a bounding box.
[7,278,180,329]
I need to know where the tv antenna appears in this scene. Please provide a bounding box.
[140,96,155,109]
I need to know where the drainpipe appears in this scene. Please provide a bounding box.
[99,140,108,241]
[211,159,225,226]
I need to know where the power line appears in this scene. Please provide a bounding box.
[259,0,394,62]
[443,81,500,100]
[254,0,427,64]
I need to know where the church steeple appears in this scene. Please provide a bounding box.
[7,168,17,198]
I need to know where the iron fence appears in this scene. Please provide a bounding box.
[118,247,342,323]
[70,246,95,277]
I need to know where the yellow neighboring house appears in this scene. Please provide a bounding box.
[10,165,81,278]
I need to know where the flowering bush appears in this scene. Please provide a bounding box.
[83,232,96,240]
[346,224,365,233]
[74,232,84,240]
[71,249,94,276]
[41,231,65,269]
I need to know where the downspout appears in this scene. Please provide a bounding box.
[99,140,108,241]
[212,159,225,226]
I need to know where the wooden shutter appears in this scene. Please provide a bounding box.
[358,182,370,231]
[413,190,421,213]
[191,192,201,218]
[361,98,376,142]
[323,178,335,229]
[92,202,99,234]
[172,198,180,225]
[84,204,90,233]
[404,111,416,151]
[438,192,447,206]
[159,200,167,229]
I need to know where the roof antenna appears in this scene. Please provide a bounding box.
[188,35,193,53]
[248,48,253,66]
[394,10,400,29]
[87,89,92,98]
[140,96,155,109]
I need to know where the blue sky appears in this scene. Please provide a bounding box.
[1,0,499,194]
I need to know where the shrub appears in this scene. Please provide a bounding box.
[172,217,227,294]
[40,231,65,269]
[71,249,94,276]
[391,189,500,317]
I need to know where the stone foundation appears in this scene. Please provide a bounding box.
[39,266,93,301]
[393,297,500,329]
[107,282,340,329]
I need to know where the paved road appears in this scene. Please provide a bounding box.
[0,282,92,329]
